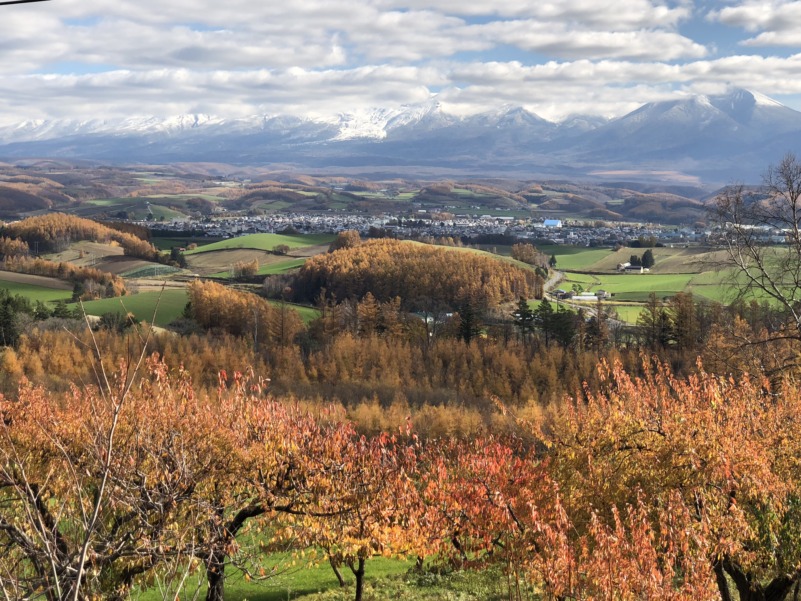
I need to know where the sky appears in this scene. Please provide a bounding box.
[3,0,801,125]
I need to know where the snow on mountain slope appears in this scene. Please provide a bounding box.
[1,89,801,182]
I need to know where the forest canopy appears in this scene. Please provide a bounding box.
[292,239,535,311]
[1,212,158,259]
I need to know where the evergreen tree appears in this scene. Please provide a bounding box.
[457,296,483,344]
[534,298,555,345]
[550,305,577,348]
[0,301,18,347]
[512,297,535,340]
[641,249,655,268]
[52,299,74,319]
[170,247,188,268]
[637,292,673,350]
[33,301,51,321]
[585,297,610,350]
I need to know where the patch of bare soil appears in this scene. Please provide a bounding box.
[290,243,330,258]
[186,249,276,275]
[94,255,153,275]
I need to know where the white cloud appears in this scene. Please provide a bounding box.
[710,1,801,45]
[0,0,798,125]
[374,0,691,29]
[480,21,707,60]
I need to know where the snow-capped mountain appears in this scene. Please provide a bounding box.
[1,89,800,182]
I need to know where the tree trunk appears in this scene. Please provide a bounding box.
[348,558,365,601]
[329,555,346,587]
[722,557,799,601]
[205,553,225,601]
[713,559,734,601]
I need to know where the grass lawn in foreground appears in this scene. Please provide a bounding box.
[135,555,412,601]
[72,289,189,326]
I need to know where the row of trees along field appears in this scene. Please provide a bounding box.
[1,255,127,299]
[1,355,800,601]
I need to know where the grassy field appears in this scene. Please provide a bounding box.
[73,289,189,326]
[150,236,225,251]
[542,245,729,274]
[121,265,183,279]
[549,245,737,304]
[134,556,521,601]
[136,555,413,601]
[75,288,318,327]
[186,234,336,255]
[210,258,308,279]
[0,271,73,302]
[542,247,614,271]
[608,304,645,324]
[0,279,73,303]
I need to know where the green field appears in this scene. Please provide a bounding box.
[147,204,187,221]
[75,287,319,327]
[547,245,738,304]
[186,234,336,255]
[137,555,411,601]
[150,236,225,251]
[0,280,72,303]
[73,289,189,326]
[543,247,615,271]
[608,304,644,323]
[135,554,518,601]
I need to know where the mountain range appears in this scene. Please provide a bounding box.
[1,89,799,184]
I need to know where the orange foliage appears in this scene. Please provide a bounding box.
[295,239,535,310]
[188,279,302,347]
[0,236,29,258]
[2,212,158,259]
[1,255,126,298]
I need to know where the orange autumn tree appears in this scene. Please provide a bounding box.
[0,356,231,600]
[417,436,706,601]
[418,437,574,599]
[0,353,369,601]
[538,360,801,601]
[292,429,424,601]
[195,371,364,601]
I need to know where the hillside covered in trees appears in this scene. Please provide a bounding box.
[292,238,537,311]
[1,212,158,259]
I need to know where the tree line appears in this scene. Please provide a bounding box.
[1,213,158,259]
